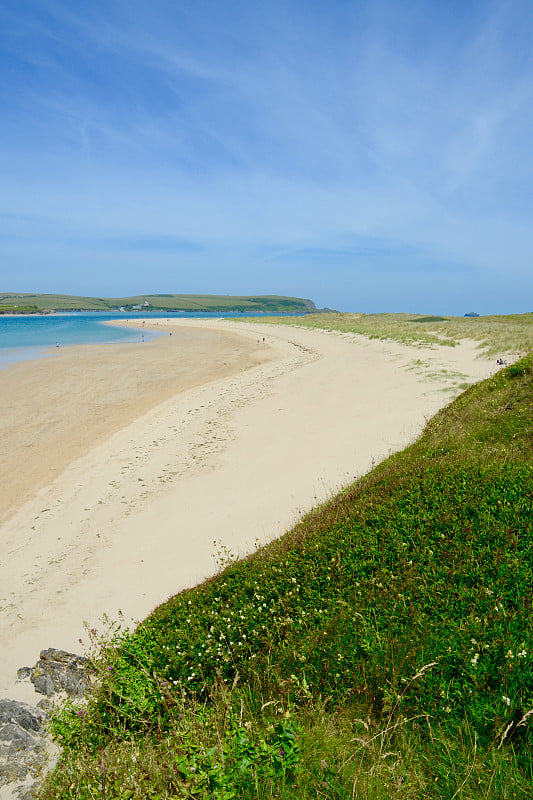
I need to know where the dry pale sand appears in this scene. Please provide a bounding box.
[0,319,498,700]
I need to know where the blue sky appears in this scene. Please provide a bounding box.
[1,0,532,314]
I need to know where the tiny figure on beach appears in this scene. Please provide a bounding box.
[496,357,507,366]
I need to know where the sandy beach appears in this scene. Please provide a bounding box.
[0,319,497,700]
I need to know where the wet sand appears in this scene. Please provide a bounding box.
[0,324,271,524]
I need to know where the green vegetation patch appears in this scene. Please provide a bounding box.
[0,293,316,314]
[43,355,533,799]
[0,303,40,314]
[409,316,448,323]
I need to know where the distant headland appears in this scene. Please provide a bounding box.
[0,293,318,315]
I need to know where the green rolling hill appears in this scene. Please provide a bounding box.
[0,293,317,314]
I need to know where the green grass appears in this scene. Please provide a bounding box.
[257,312,533,356]
[0,303,41,314]
[41,354,533,799]
[0,293,316,314]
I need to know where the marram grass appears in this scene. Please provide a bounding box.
[257,311,533,357]
[42,354,533,799]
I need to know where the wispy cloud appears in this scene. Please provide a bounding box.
[1,0,532,312]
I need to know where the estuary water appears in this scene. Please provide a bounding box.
[0,311,287,370]
[0,312,155,369]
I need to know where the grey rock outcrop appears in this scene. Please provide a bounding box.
[22,648,90,699]
[0,699,54,799]
[1,649,90,799]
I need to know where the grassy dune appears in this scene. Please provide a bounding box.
[259,312,533,356]
[42,355,533,799]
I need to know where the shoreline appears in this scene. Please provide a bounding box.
[0,322,270,526]
[0,319,497,699]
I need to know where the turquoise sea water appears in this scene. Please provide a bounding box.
[0,311,285,370]
[0,312,154,369]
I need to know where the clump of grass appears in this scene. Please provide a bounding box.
[41,355,533,798]
[47,682,301,799]
[410,316,448,323]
